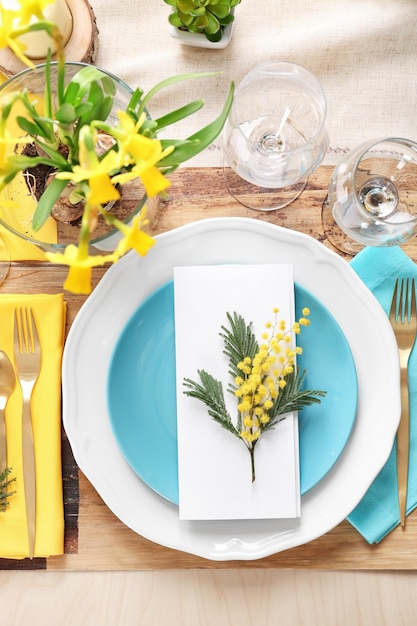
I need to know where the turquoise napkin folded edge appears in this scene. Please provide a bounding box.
[347,245,417,543]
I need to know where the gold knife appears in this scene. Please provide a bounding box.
[0,351,16,477]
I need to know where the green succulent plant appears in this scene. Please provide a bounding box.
[164,0,242,42]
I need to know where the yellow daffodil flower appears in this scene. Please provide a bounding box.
[17,0,55,22]
[56,127,121,204]
[0,7,29,66]
[112,214,155,258]
[45,243,118,294]
[109,110,174,197]
[88,174,120,206]
[0,1,55,66]
[112,162,171,198]
[45,196,155,294]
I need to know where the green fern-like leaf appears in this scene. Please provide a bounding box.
[220,312,258,384]
[183,370,240,438]
[266,370,326,431]
[0,467,16,513]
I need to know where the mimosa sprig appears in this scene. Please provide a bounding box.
[183,307,326,482]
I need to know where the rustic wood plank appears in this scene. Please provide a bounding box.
[48,473,417,572]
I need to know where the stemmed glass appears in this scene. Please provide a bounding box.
[222,61,329,211]
[0,234,10,286]
[322,137,417,255]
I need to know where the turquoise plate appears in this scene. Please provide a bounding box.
[107,281,358,502]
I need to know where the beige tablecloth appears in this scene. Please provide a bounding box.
[90,0,417,167]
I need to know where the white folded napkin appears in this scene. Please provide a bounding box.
[174,264,300,521]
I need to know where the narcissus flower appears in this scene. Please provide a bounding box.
[45,243,117,294]
[0,0,56,66]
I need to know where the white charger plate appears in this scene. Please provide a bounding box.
[62,217,400,561]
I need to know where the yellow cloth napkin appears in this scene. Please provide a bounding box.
[0,293,66,558]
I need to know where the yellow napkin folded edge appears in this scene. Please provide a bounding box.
[0,293,66,558]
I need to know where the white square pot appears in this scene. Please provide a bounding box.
[169,18,234,49]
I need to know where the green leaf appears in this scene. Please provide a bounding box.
[29,141,71,168]
[220,312,258,385]
[154,100,204,131]
[266,370,327,430]
[84,95,113,125]
[177,0,196,11]
[71,102,94,119]
[210,2,232,19]
[0,467,16,513]
[32,177,69,231]
[55,102,77,124]
[157,81,234,167]
[0,93,19,122]
[194,14,210,29]
[126,88,144,117]
[190,7,206,17]
[63,66,115,104]
[16,116,48,139]
[25,21,55,35]
[219,13,234,25]
[136,71,222,119]
[169,12,187,27]
[1,168,22,187]
[63,81,80,105]
[205,28,223,42]
[202,12,221,34]
[183,370,239,438]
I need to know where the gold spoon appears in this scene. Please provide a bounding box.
[0,350,16,474]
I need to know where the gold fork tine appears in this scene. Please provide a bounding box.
[389,278,417,527]
[390,278,399,319]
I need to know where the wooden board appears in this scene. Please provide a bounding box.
[1,165,416,571]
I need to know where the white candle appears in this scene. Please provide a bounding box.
[13,0,73,59]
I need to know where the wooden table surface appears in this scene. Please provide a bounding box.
[1,165,416,572]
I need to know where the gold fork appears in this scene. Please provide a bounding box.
[14,307,42,558]
[389,278,417,527]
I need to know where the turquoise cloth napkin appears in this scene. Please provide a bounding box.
[347,245,417,543]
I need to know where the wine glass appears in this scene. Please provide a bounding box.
[322,137,417,255]
[222,61,329,211]
[0,234,10,286]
